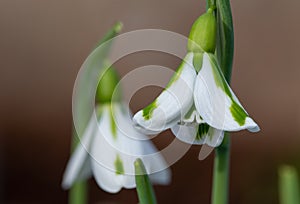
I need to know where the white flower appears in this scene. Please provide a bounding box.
[133,52,260,147]
[62,103,171,193]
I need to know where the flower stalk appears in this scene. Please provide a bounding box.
[211,0,234,204]
[279,165,300,204]
[68,22,123,204]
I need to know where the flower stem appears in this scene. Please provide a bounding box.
[279,165,300,204]
[210,0,234,203]
[68,22,123,204]
[69,180,88,204]
[69,132,88,204]
[211,133,230,204]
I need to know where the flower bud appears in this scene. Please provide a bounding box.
[187,8,217,53]
[96,65,121,103]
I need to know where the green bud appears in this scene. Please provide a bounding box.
[96,65,121,103]
[187,8,217,53]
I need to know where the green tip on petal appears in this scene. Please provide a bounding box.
[114,155,124,175]
[187,9,217,53]
[142,100,157,120]
[230,100,247,126]
[96,65,121,103]
[207,53,248,126]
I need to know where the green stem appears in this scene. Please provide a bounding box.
[206,0,216,10]
[69,131,88,204]
[210,0,234,204]
[211,133,230,204]
[69,180,88,204]
[279,165,300,204]
[68,22,123,204]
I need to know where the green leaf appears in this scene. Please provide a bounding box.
[134,159,157,204]
[215,0,234,83]
[279,165,300,204]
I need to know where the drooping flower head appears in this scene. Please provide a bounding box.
[62,64,170,193]
[133,8,259,147]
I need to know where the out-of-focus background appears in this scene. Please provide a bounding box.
[1,0,300,203]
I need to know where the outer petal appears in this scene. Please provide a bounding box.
[90,133,123,193]
[62,116,96,189]
[194,53,260,132]
[115,104,171,185]
[90,105,123,193]
[91,104,171,193]
[133,53,196,134]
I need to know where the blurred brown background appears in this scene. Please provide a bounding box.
[1,0,300,203]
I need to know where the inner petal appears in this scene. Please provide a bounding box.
[180,105,204,125]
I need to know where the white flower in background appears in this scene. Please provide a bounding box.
[62,67,170,193]
[133,9,260,147]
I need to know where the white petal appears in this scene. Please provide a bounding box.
[201,127,224,147]
[141,141,171,185]
[90,105,123,193]
[114,104,171,185]
[91,104,171,192]
[171,123,201,144]
[194,53,259,132]
[171,123,224,147]
[62,116,96,189]
[133,53,196,133]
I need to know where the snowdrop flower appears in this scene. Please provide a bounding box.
[62,66,170,193]
[133,8,260,147]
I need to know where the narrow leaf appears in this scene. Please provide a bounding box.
[135,159,157,204]
[215,0,234,83]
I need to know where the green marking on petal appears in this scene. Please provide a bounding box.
[114,155,124,175]
[193,52,203,72]
[196,123,210,140]
[165,59,186,89]
[207,126,215,141]
[183,104,196,120]
[208,53,232,97]
[142,100,157,120]
[109,105,117,139]
[207,53,248,126]
[230,100,247,126]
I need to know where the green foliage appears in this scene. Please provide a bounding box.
[279,165,300,204]
[135,159,157,204]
